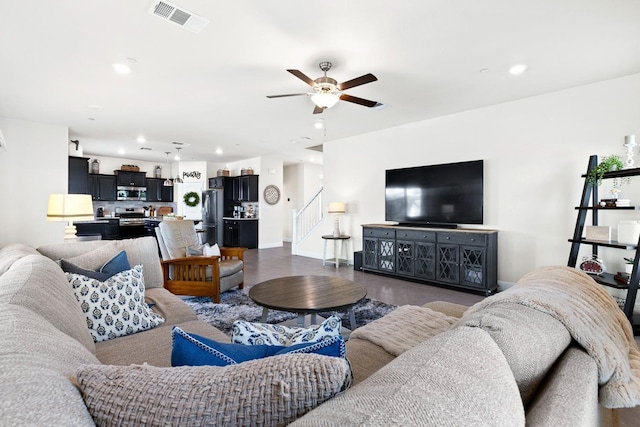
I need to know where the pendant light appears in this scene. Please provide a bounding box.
[173,147,183,184]
[163,152,173,187]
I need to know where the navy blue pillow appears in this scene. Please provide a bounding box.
[171,326,346,367]
[61,251,131,281]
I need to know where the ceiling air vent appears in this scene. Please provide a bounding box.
[148,1,209,33]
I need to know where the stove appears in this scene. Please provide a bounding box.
[115,208,146,227]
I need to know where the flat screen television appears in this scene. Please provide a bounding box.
[385,160,483,227]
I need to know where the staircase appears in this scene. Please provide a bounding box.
[292,186,323,255]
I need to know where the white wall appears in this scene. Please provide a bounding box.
[0,117,69,246]
[299,73,640,287]
[283,163,324,241]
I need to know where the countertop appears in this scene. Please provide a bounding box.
[222,217,259,221]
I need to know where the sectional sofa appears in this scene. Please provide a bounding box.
[1,236,638,426]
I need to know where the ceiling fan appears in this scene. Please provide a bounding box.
[267,61,379,114]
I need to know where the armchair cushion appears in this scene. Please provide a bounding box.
[157,220,199,260]
[219,259,243,277]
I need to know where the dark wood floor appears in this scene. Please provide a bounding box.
[242,243,639,424]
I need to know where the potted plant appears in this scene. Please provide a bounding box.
[587,155,625,185]
[624,257,635,274]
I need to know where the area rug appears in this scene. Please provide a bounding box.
[182,289,398,336]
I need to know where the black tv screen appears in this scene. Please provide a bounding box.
[385,160,483,227]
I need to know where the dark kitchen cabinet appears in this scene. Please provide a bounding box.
[115,170,146,187]
[75,219,119,240]
[223,219,258,249]
[146,178,173,202]
[238,175,259,202]
[68,156,90,194]
[89,174,116,201]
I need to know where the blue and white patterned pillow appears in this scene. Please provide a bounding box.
[231,316,342,346]
[66,264,165,343]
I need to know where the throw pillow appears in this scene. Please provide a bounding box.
[186,243,221,257]
[171,326,346,367]
[232,315,342,346]
[61,250,131,281]
[66,264,165,343]
[76,354,352,427]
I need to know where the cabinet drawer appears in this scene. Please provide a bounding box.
[363,227,396,239]
[396,229,436,242]
[437,232,486,246]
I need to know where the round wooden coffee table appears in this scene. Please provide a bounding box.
[249,275,367,329]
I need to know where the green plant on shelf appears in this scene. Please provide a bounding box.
[587,155,626,186]
[625,257,635,265]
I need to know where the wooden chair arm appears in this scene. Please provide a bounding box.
[161,256,220,267]
[220,247,246,261]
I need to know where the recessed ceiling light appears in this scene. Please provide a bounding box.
[112,63,131,75]
[509,64,528,75]
[314,118,325,129]
[136,135,146,143]
[88,117,95,121]
[88,105,103,110]
[215,148,223,155]
[118,148,125,155]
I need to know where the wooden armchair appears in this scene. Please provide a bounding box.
[155,220,245,303]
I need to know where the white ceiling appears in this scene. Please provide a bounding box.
[1,0,640,165]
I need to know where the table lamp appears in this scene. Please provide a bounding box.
[328,202,346,237]
[47,194,95,240]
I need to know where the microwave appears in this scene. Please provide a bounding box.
[117,186,147,201]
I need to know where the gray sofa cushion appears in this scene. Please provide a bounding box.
[37,237,164,289]
[0,243,39,276]
[291,326,525,426]
[0,252,96,354]
[219,259,243,277]
[0,305,99,426]
[457,302,572,405]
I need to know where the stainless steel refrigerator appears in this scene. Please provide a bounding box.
[201,189,224,245]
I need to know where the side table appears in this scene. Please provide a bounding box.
[322,235,351,269]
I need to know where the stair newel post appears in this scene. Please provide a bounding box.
[568,155,598,267]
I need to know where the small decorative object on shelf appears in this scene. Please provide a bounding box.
[154,165,162,178]
[614,272,631,285]
[618,221,640,245]
[600,198,618,207]
[586,155,624,186]
[90,159,100,174]
[624,257,635,274]
[625,135,637,168]
[585,225,611,241]
[121,164,140,172]
[579,255,606,275]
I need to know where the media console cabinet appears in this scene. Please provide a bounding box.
[362,224,498,295]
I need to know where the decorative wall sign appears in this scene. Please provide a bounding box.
[263,185,281,205]
[182,171,202,179]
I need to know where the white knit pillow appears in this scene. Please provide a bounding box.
[66,264,164,342]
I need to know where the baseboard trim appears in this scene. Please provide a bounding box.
[258,242,284,249]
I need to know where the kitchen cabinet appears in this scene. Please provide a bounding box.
[115,170,146,187]
[362,225,498,295]
[238,175,259,202]
[146,178,173,202]
[75,219,119,240]
[89,174,116,201]
[223,219,258,249]
[68,156,90,194]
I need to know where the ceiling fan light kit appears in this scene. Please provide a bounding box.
[268,61,379,114]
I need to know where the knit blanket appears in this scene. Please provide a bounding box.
[463,265,640,408]
[349,305,458,356]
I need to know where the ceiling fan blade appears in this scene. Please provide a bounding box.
[287,69,316,87]
[266,93,308,98]
[337,73,377,91]
[313,105,325,114]
[339,94,378,108]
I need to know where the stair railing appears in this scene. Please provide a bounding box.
[292,186,323,255]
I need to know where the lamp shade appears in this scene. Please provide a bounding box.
[47,194,95,222]
[311,92,340,109]
[328,202,346,214]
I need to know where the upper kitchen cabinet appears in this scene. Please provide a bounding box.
[68,156,90,194]
[238,175,259,202]
[89,174,117,201]
[146,178,173,202]
[115,170,146,187]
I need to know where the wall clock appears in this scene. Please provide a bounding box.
[263,185,281,205]
[579,254,606,275]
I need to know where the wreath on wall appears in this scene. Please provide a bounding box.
[183,191,200,207]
